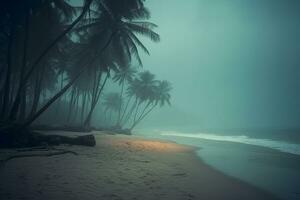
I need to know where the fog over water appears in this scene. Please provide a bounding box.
[137,0,300,130]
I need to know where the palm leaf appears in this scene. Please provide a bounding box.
[125,22,160,42]
[126,31,150,55]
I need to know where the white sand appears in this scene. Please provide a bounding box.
[0,132,279,200]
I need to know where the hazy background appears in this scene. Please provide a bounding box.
[137,0,300,130]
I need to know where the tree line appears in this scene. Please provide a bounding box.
[0,0,171,132]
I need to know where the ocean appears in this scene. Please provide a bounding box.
[135,129,300,200]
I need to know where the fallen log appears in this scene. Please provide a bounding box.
[0,125,96,148]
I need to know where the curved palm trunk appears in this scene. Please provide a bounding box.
[120,95,133,125]
[130,104,156,130]
[22,68,85,128]
[22,28,117,128]
[133,101,142,122]
[29,63,46,118]
[136,101,151,121]
[116,81,125,126]
[129,101,151,129]
[83,72,101,126]
[23,0,93,85]
[72,92,80,123]
[122,97,138,126]
[84,72,109,128]
[9,0,93,121]
[80,92,87,125]
[67,89,76,122]
[55,72,64,114]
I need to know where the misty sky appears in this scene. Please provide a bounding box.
[138,0,300,129]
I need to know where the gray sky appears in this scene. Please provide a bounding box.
[139,0,300,129]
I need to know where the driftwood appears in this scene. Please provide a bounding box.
[0,125,96,148]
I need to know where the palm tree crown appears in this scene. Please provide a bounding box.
[154,80,172,106]
[113,65,137,85]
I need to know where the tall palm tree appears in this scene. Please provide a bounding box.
[1,0,161,131]
[76,0,160,68]
[71,0,160,128]
[7,0,79,120]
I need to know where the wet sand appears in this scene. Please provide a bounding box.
[0,131,279,200]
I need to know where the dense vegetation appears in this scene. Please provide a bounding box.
[0,0,171,146]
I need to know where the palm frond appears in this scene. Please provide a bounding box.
[125,36,143,66]
[126,31,149,55]
[125,22,160,42]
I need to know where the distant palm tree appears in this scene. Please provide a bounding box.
[102,92,122,125]
[136,71,157,101]
[113,65,137,125]
[129,80,172,130]
[121,71,157,127]
[121,77,141,125]
[154,80,172,107]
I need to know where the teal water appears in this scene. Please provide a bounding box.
[135,129,300,200]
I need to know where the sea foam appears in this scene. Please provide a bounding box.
[160,131,300,156]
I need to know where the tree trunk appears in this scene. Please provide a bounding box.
[133,101,142,122]
[130,104,156,130]
[84,72,109,127]
[55,72,64,114]
[23,0,93,85]
[9,0,93,120]
[22,68,85,128]
[135,101,151,123]
[120,95,133,125]
[123,97,138,126]
[9,7,30,121]
[1,25,14,119]
[81,92,87,125]
[72,92,80,123]
[116,81,125,125]
[29,64,45,118]
[67,89,76,122]
[22,28,116,128]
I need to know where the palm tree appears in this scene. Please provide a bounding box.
[154,80,172,107]
[76,0,160,69]
[71,0,160,128]
[121,77,141,125]
[121,71,157,127]
[0,0,161,131]
[113,65,137,125]
[129,80,172,130]
[7,0,79,121]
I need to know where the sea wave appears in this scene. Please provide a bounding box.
[160,131,300,156]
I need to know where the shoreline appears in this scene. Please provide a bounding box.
[144,132,300,200]
[0,131,280,200]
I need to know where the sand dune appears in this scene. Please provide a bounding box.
[0,132,279,200]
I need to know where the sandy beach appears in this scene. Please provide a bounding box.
[0,131,279,200]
